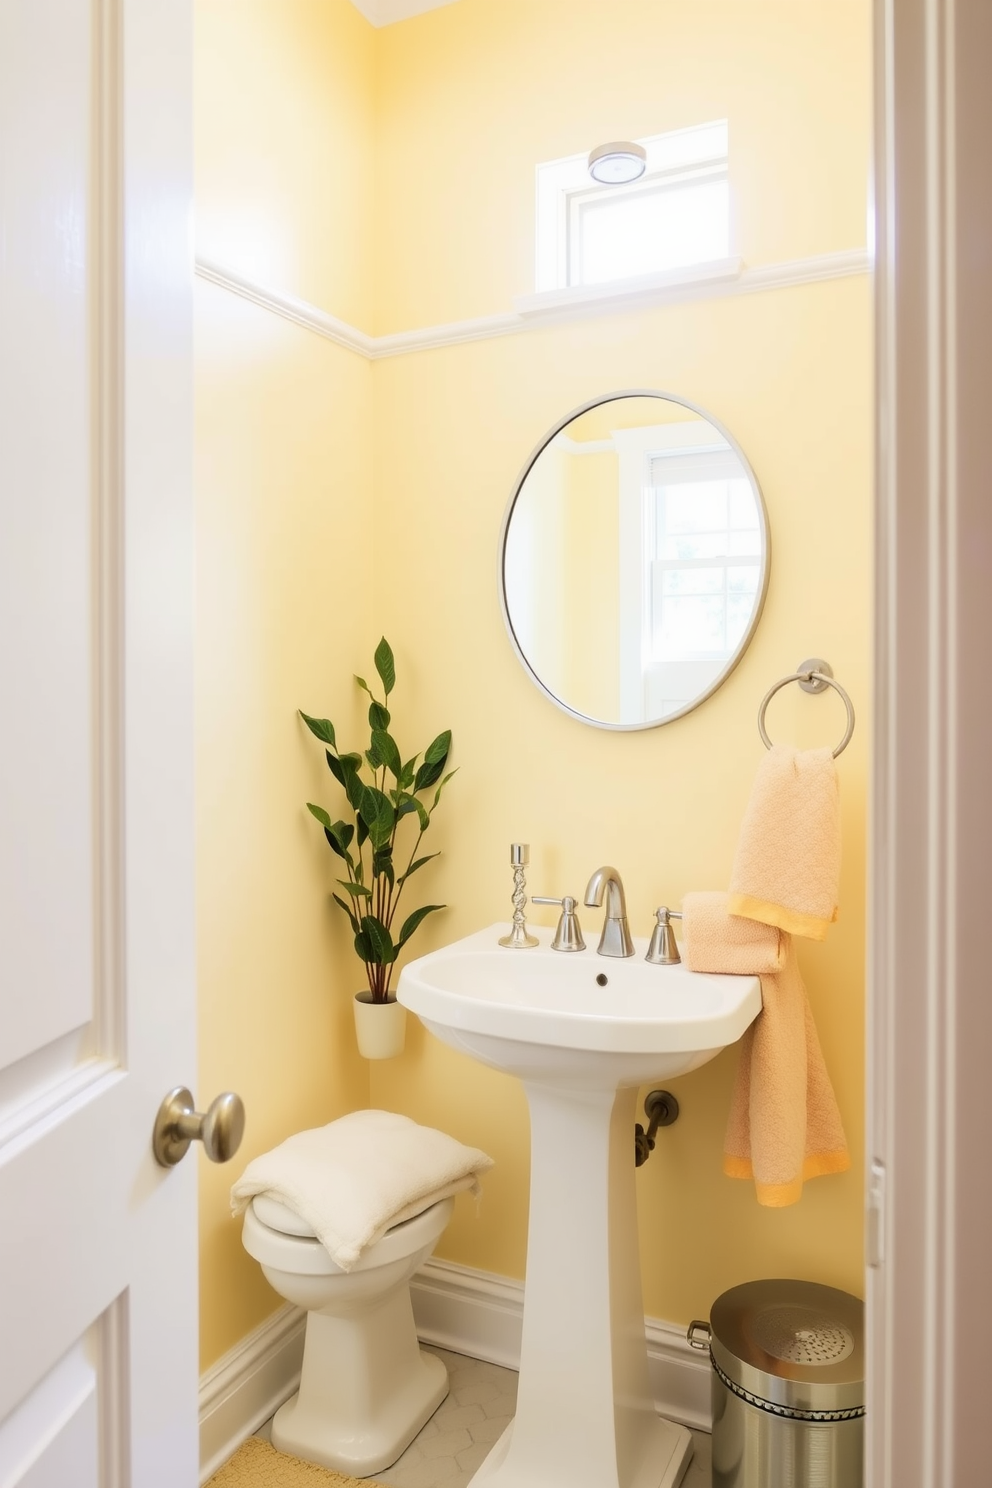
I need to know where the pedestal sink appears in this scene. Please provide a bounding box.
[398,924,761,1488]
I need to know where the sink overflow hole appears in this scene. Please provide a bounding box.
[596,973,608,986]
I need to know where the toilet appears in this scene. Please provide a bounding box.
[242,1191,454,1475]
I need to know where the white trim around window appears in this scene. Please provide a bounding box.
[534,120,730,293]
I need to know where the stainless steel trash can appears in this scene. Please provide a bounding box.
[687,1279,864,1488]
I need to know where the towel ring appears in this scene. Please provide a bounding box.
[757,657,856,758]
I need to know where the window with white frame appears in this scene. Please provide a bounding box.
[613,419,762,722]
[645,450,761,666]
[535,121,729,293]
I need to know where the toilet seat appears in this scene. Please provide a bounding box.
[252,1194,319,1236]
[244,1194,454,1276]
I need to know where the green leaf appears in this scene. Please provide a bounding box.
[360,914,395,964]
[424,730,451,765]
[432,768,458,809]
[398,852,439,884]
[300,712,336,747]
[399,756,417,789]
[323,827,345,860]
[355,675,371,694]
[371,729,401,777]
[332,893,360,933]
[414,757,445,792]
[356,815,369,848]
[369,700,391,731]
[326,750,364,806]
[414,732,450,791]
[353,928,372,961]
[309,805,354,863]
[331,819,355,852]
[337,880,372,898]
[335,753,364,811]
[372,846,395,888]
[394,792,419,819]
[374,638,396,696]
[359,785,395,849]
[413,798,430,831]
[365,741,383,771]
[397,904,445,950]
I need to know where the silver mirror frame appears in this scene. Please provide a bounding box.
[498,389,771,731]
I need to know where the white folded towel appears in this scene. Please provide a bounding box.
[230,1109,494,1271]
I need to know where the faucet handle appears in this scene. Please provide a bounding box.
[532,895,586,952]
[645,907,682,966]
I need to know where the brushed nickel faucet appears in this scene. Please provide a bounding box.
[584,866,635,958]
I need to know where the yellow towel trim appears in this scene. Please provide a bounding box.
[803,1149,852,1179]
[726,892,838,943]
[724,1148,851,1206]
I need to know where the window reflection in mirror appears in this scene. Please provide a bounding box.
[500,394,769,730]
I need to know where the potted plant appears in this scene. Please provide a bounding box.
[300,638,455,1058]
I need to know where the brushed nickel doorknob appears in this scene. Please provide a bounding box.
[152,1086,246,1168]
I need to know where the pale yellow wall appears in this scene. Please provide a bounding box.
[195,283,375,1370]
[195,0,378,1370]
[196,0,376,329]
[373,0,871,331]
[369,0,872,1323]
[195,0,872,1369]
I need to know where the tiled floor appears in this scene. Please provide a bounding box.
[257,1347,712,1488]
[373,1349,517,1488]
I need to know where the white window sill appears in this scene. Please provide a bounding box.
[513,258,744,320]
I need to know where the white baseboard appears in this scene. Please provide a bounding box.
[410,1258,712,1434]
[199,1260,712,1481]
[198,1303,305,1483]
[410,1257,524,1370]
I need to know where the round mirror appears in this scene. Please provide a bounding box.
[499,391,770,730]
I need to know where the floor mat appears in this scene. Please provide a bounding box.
[207,1436,383,1487]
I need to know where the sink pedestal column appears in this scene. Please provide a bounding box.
[473,1082,693,1488]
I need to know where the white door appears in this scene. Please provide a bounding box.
[0,1,203,1482]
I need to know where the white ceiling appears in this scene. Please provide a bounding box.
[349,0,461,28]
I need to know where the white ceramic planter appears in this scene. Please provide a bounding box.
[353,993,407,1059]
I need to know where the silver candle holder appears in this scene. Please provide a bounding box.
[498,843,539,948]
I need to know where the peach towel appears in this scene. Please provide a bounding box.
[721,945,849,1205]
[682,894,849,1206]
[681,891,787,975]
[728,745,841,941]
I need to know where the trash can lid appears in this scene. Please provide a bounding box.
[710,1279,864,1416]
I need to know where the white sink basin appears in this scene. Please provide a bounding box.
[398,923,761,1088]
[398,922,761,1488]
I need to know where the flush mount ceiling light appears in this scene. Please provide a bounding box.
[587,140,647,185]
